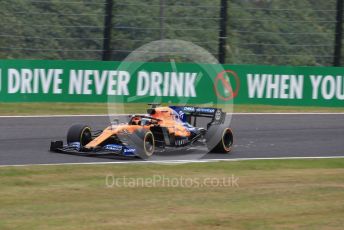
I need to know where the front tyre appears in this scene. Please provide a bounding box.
[132,129,155,159]
[67,124,92,146]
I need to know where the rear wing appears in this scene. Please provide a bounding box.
[169,106,226,127]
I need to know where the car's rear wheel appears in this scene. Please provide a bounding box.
[209,128,233,153]
[67,124,92,146]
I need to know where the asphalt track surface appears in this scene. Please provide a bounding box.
[0,114,344,166]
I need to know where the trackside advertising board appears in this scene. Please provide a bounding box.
[0,59,343,107]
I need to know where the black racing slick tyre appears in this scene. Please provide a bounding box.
[67,124,92,146]
[131,129,155,159]
[207,127,233,153]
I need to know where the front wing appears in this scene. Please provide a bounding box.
[50,141,138,157]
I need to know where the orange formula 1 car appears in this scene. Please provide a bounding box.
[50,104,233,159]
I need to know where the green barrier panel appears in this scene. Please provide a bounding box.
[0,59,343,107]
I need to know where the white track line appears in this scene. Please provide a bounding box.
[0,113,344,118]
[1,156,344,168]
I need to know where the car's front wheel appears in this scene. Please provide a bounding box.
[67,124,92,146]
[131,129,155,159]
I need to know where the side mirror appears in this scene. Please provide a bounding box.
[147,109,156,115]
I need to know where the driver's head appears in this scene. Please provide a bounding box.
[132,117,141,125]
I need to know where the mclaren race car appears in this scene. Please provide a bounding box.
[50,104,233,159]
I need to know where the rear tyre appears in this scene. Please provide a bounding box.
[132,129,155,159]
[210,128,233,153]
[67,124,92,146]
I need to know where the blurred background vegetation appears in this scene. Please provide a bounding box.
[0,0,340,66]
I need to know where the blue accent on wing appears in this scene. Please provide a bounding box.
[169,106,187,122]
[103,144,136,156]
[104,144,122,151]
[170,106,216,116]
[122,147,136,156]
[195,107,216,114]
